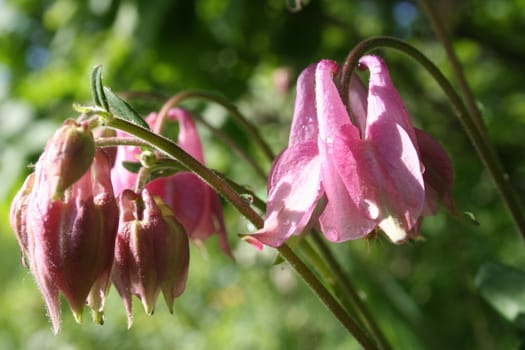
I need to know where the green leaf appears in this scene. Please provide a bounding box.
[475,262,525,330]
[122,161,142,173]
[90,65,109,110]
[103,87,150,129]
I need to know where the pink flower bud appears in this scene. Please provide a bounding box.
[42,119,96,199]
[18,148,117,333]
[111,189,189,328]
[9,172,35,267]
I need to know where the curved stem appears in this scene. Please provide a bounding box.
[155,90,275,162]
[277,244,378,349]
[192,113,267,181]
[339,36,525,243]
[416,0,490,144]
[105,117,378,349]
[121,90,269,181]
[309,234,392,350]
[108,117,260,225]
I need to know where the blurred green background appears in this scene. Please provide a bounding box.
[1,0,525,349]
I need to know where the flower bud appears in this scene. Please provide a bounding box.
[9,172,35,267]
[111,189,189,328]
[23,149,118,333]
[43,119,96,199]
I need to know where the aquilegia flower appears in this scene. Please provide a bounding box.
[251,55,453,247]
[111,108,231,255]
[10,121,118,333]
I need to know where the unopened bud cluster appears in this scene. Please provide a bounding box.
[10,111,227,333]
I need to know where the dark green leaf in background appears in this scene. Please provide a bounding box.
[476,262,525,330]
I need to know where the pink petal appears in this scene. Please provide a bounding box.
[289,64,319,145]
[319,154,376,241]
[315,60,352,142]
[415,128,455,215]
[210,193,233,257]
[251,142,323,247]
[314,60,376,240]
[147,173,207,234]
[347,73,368,135]
[359,55,418,146]
[368,122,425,226]
[111,143,141,195]
[164,108,205,162]
[359,55,425,239]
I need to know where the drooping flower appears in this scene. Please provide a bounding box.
[111,108,231,255]
[10,136,118,333]
[252,55,453,247]
[111,189,190,328]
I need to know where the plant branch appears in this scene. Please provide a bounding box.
[417,0,490,144]
[309,233,392,350]
[155,90,275,162]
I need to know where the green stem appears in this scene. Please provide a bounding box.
[277,244,378,350]
[416,0,490,144]
[120,90,268,181]
[108,117,259,224]
[105,116,378,349]
[338,36,525,243]
[95,136,150,148]
[193,113,267,181]
[309,234,392,350]
[155,90,275,162]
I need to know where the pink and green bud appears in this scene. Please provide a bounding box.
[16,148,117,333]
[42,119,96,199]
[112,189,189,328]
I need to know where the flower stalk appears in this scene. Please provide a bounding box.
[154,90,275,161]
[307,233,392,350]
[416,0,490,144]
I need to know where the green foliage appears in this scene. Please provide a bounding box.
[1,0,525,349]
[476,262,525,330]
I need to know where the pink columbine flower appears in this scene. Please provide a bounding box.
[251,56,453,247]
[111,189,190,328]
[10,133,118,333]
[111,108,231,255]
